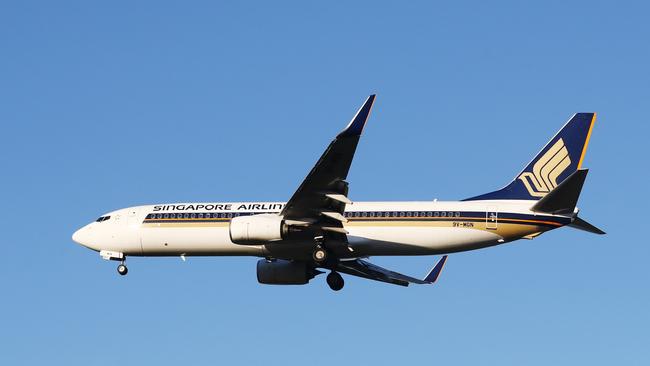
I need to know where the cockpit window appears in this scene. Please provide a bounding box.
[95,215,111,222]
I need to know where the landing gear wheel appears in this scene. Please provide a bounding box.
[313,246,328,263]
[117,264,128,276]
[326,271,344,291]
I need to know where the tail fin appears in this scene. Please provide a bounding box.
[465,113,596,201]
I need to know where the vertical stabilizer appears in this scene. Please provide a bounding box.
[465,113,596,201]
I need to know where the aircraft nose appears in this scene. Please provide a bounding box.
[72,225,94,249]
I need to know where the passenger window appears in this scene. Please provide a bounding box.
[197,213,203,219]
[455,212,461,217]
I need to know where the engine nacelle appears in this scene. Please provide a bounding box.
[256,259,314,285]
[229,214,286,245]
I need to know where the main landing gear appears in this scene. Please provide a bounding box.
[326,271,344,291]
[312,235,329,263]
[117,261,128,276]
[313,245,328,263]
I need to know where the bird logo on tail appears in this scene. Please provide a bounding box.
[518,138,571,197]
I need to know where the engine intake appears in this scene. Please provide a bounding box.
[256,259,316,285]
[229,214,287,245]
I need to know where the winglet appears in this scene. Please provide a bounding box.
[423,255,448,284]
[337,94,376,138]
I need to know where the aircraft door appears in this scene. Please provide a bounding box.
[486,206,498,230]
[126,207,140,227]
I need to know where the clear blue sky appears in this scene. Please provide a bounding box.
[1,1,648,365]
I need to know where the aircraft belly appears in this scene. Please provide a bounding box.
[346,226,503,256]
[140,226,264,256]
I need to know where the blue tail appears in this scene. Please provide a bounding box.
[465,113,596,201]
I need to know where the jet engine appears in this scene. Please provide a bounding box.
[229,214,287,245]
[256,259,318,285]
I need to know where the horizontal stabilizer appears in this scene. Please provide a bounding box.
[531,169,588,215]
[569,217,606,235]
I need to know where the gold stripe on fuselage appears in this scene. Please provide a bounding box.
[141,217,560,241]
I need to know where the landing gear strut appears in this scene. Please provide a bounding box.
[117,262,128,276]
[313,246,328,263]
[326,271,344,291]
[313,236,328,263]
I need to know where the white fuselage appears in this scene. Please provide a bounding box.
[72,200,571,260]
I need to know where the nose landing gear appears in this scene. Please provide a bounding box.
[117,262,128,276]
[326,271,344,291]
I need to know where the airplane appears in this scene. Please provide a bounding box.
[72,95,604,291]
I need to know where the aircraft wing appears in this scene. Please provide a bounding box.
[280,95,376,252]
[335,256,448,287]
